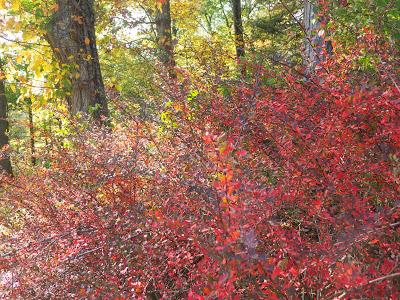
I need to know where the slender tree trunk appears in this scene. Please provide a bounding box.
[304,0,319,70]
[46,0,108,121]
[303,0,332,72]
[0,72,13,175]
[27,100,36,166]
[232,0,246,76]
[232,0,245,61]
[155,0,176,76]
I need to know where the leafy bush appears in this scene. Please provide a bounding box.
[1,28,399,299]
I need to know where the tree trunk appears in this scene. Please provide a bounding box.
[304,0,333,73]
[0,72,13,175]
[231,0,245,75]
[232,0,245,59]
[27,100,36,166]
[155,0,176,76]
[46,0,108,121]
[304,0,332,72]
[304,0,319,70]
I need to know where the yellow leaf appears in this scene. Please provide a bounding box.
[5,17,22,32]
[30,56,43,77]
[40,96,47,107]
[11,0,20,11]
[6,18,16,29]
[84,37,90,45]
[42,63,52,73]
[22,31,34,42]
[16,55,23,64]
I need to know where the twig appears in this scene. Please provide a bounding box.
[368,272,400,284]
[333,272,400,299]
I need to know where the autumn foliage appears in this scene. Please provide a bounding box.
[1,28,399,299]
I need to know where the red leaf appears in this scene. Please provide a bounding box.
[271,267,283,280]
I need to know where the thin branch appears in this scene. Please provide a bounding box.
[0,34,49,48]
[368,272,400,284]
[336,272,400,299]
[219,0,232,32]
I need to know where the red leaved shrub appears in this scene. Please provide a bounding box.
[1,29,399,299]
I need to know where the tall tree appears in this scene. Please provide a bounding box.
[304,0,333,72]
[155,0,175,75]
[303,0,332,71]
[46,0,109,121]
[303,0,319,70]
[232,0,245,60]
[231,0,245,75]
[0,64,13,175]
[27,99,36,166]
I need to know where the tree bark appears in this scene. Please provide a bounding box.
[231,0,245,75]
[155,0,176,76]
[232,0,245,59]
[303,0,332,72]
[304,0,319,70]
[0,71,13,175]
[27,100,36,166]
[46,0,108,121]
